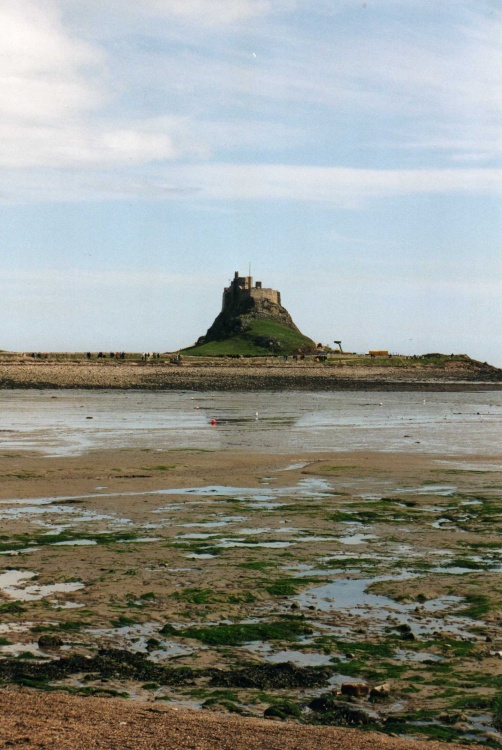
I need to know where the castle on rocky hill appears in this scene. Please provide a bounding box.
[188,270,316,354]
[221,271,281,311]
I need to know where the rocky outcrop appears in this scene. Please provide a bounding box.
[192,272,316,354]
[200,292,303,344]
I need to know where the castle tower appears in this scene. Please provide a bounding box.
[222,271,281,312]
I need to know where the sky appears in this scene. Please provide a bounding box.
[1,0,501,365]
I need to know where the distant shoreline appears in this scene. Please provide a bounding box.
[1,355,501,391]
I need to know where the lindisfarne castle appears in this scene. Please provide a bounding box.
[187,270,316,355]
[221,271,281,310]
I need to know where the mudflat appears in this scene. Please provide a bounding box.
[0,447,500,746]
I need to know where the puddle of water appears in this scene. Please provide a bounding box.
[296,536,337,542]
[296,568,340,577]
[0,569,84,601]
[270,651,335,666]
[0,641,49,658]
[245,644,334,667]
[0,505,122,529]
[396,485,457,495]
[464,714,502,742]
[322,552,375,562]
[216,539,292,549]
[338,533,379,545]
[233,527,296,536]
[275,526,299,534]
[395,650,442,662]
[296,574,414,612]
[0,547,41,556]
[295,574,474,637]
[434,560,502,574]
[279,462,310,471]
[1,477,335,512]
[86,623,193,662]
[39,524,71,535]
[431,518,458,529]
[120,537,162,543]
[186,553,215,559]
[434,460,502,472]
[178,520,233,528]
[432,566,475,575]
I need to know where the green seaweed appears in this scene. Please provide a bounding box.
[458,593,491,618]
[110,615,138,628]
[160,617,312,645]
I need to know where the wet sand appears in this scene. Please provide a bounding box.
[2,389,500,457]
[0,447,500,746]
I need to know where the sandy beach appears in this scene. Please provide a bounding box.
[0,688,486,749]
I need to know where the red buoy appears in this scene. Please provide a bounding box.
[210,419,217,426]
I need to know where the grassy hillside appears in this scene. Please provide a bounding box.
[182,319,316,356]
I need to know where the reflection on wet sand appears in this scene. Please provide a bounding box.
[0,390,500,456]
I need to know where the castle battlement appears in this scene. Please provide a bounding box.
[222,271,281,311]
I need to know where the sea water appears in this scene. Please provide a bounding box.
[0,389,500,457]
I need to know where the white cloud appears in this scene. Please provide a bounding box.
[0,2,209,169]
[0,116,207,169]
[0,0,104,123]
[2,163,501,204]
[161,164,502,205]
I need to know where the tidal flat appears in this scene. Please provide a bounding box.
[0,392,500,746]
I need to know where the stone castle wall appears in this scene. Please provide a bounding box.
[248,287,281,306]
[222,272,280,311]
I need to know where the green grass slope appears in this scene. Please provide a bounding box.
[182,319,316,356]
